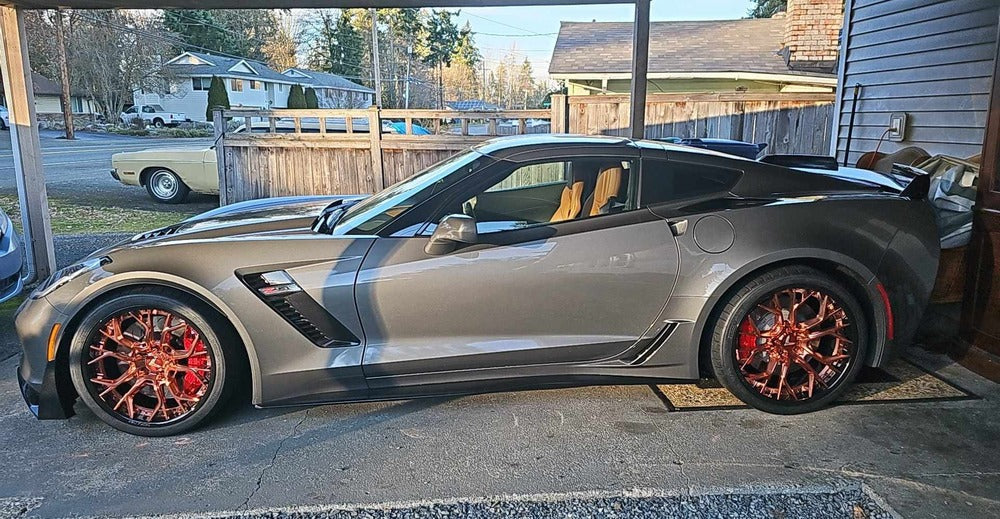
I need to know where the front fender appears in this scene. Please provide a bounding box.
[52,271,264,404]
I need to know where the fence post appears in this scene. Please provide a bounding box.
[368,105,385,192]
[550,94,568,133]
[212,108,229,205]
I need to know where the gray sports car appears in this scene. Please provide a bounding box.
[16,135,939,436]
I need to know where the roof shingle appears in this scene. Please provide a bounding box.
[548,18,834,79]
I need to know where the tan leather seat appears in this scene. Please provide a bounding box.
[550,181,584,222]
[587,167,623,216]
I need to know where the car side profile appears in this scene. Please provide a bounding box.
[18,135,938,436]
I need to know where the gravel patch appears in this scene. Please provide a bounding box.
[126,483,897,519]
[54,232,132,268]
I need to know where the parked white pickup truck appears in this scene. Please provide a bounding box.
[119,104,187,128]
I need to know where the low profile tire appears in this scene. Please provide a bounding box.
[709,266,868,414]
[145,168,190,204]
[68,291,238,436]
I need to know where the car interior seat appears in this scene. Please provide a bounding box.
[550,179,584,223]
[584,166,624,216]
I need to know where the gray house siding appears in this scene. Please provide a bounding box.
[833,0,998,165]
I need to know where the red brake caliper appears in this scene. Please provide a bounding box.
[182,327,208,395]
[737,317,757,361]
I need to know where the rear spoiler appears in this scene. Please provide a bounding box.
[894,164,931,200]
[759,155,839,171]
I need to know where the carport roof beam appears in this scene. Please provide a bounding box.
[3,0,633,6]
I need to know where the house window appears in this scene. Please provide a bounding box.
[230,79,244,92]
[192,77,211,91]
[249,80,263,90]
[72,97,84,113]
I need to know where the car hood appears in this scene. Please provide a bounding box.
[99,195,368,254]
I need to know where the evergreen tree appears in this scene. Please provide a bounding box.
[162,9,281,62]
[288,84,307,108]
[748,0,786,18]
[306,10,366,78]
[205,75,230,121]
[417,10,463,108]
[304,87,319,109]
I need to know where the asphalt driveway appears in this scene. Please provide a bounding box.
[0,236,997,518]
[0,130,217,213]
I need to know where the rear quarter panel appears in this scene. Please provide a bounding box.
[648,194,937,375]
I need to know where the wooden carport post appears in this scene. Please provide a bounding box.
[0,5,55,282]
[629,0,650,139]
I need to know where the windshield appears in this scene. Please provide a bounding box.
[333,149,483,235]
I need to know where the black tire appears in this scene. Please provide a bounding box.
[152,118,165,128]
[145,168,190,204]
[709,266,868,414]
[68,290,240,436]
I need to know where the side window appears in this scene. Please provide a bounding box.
[429,157,636,235]
[124,106,137,114]
[640,159,742,207]
[142,106,155,113]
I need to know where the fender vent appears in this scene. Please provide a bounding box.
[624,323,677,365]
[241,272,360,348]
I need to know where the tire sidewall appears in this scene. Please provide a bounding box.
[712,269,868,414]
[68,293,230,436]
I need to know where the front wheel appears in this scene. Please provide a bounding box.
[709,266,868,414]
[68,291,238,436]
[145,168,190,204]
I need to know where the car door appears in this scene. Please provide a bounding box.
[354,148,681,388]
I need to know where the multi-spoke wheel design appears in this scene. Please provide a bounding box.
[85,309,213,424]
[709,266,867,414]
[735,288,853,401]
[69,291,237,436]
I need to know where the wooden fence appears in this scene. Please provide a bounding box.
[214,107,556,204]
[565,93,836,155]
[214,93,835,204]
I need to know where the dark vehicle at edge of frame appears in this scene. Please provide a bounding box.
[15,134,939,436]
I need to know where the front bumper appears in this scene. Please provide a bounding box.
[110,168,120,181]
[15,295,76,419]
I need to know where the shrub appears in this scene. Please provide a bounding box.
[288,84,307,109]
[305,87,319,109]
[206,76,230,121]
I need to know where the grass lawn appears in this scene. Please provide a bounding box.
[0,195,190,235]
[0,294,24,326]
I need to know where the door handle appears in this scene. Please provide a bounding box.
[668,219,688,237]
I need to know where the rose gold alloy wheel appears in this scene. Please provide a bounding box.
[735,288,853,401]
[85,309,213,423]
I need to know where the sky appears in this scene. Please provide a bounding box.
[453,1,753,79]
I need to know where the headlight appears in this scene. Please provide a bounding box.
[33,257,111,299]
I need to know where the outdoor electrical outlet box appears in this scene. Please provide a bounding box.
[888,112,907,142]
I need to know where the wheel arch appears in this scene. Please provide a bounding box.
[693,252,889,378]
[55,275,262,404]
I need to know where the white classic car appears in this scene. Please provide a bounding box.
[110,119,414,203]
[111,147,218,203]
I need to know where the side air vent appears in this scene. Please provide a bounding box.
[241,272,360,348]
[132,225,180,242]
[622,323,677,365]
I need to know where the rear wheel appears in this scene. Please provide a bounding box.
[68,291,238,436]
[145,168,190,204]
[152,118,165,128]
[709,266,867,414]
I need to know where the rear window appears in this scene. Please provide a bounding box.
[640,159,741,206]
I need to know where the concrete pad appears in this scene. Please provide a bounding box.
[0,348,997,518]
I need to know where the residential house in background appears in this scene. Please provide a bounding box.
[134,52,374,122]
[0,71,98,127]
[548,0,843,95]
